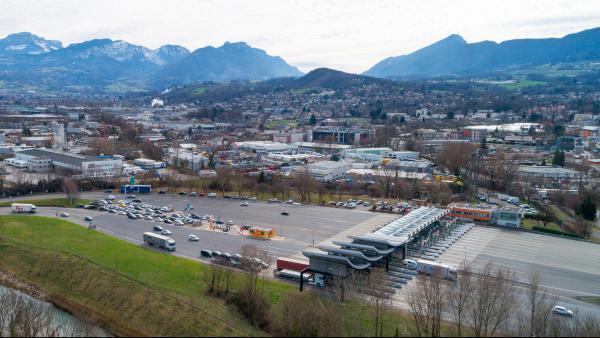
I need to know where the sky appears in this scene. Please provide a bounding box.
[1,0,600,73]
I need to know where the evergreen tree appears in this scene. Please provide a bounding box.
[576,195,597,221]
[257,170,266,183]
[309,114,317,125]
[480,137,488,151]
[552,150,565,166]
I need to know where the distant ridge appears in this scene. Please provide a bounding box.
[364,27,600,78]
[290,68,388,89]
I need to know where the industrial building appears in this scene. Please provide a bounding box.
[13,148,123,178]
[304,160,352,181]
[518,165,582,182]
[233,141,298,155]
[312,127,373,146]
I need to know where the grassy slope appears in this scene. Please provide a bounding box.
[0,198,91,208]
[0,215,283,336]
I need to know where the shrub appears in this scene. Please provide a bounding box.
[229,291,270,329]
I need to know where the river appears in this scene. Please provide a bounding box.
[0,285,110,337]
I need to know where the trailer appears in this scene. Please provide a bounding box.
[416,259,457,281]
[276,257,310,272]
[143,232,176,251]
[11,203,37,214]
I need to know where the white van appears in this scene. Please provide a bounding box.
[403,259,418,270]
[207,192,217,198]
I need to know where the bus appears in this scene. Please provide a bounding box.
[120,185,152,194]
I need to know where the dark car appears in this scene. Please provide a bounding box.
[158,190,166,194]
[104,190,113,193]
[76,204,85,208]
[200,249,213,258]
[281,211,290,216]
[178,191,186,196]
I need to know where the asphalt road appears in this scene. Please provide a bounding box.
[437,225,600,319]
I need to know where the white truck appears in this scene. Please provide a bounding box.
[11,203,37,214]
[414,259,457,281]
[143,232,176,251]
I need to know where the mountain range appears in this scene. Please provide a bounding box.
[0,32,302,91]
[2,27,600,93]
[364,27,600,78]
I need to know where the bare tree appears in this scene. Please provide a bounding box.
[202,259,226,295]
[232,244,272,327]
[365,268,394,337]
[62,177,79,203]
[518,273,557,337]
[466,263,518,337]
[407,269,447,337]
[447,263,474,337]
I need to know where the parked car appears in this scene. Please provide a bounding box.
[153,225,164,232]
[200,249,213,258]
[158,190,166,194]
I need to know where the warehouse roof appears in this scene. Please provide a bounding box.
[16,148,111,167]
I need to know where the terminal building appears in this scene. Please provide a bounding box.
[302,207,452,282]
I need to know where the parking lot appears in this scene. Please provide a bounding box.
[4,192,381,262]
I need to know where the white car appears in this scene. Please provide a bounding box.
[189,234,200,241]
[60,212,70,217]
[552,306,573,317]
[161,229,172,235]
[240,202,249,206]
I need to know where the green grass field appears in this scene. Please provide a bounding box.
[498,79,547,90]
[521,218,562,232]
[0,198,91,208]
[266,119,298,129]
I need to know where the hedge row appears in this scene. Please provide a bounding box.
[532,225,582,239]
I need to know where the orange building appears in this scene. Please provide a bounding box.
[447,203,497,222]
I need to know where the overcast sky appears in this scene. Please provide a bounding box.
[2,0,600,73]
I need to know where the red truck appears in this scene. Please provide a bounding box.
[276,257,309,272]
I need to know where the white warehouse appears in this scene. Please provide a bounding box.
[304,161,352,182]
[14,148,123,178]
